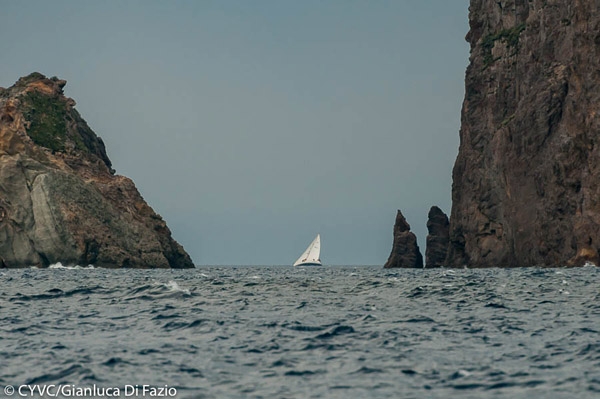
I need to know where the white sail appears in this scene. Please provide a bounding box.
[293,234,322,266]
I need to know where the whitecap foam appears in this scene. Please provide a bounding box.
[164,280,190,295]
[583,261,597,267]
[49,262,94,270]
[456,369,471,377]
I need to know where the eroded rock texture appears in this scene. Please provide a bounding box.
[447,1,600,267]
[425,206,449,268]
[384,210,423,268]
[0,73,194,268]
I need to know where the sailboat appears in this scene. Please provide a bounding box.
[293,234,322,267]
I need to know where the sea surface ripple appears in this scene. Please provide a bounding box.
[1,266,599,398]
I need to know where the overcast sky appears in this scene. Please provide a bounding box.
[0,1,469,265]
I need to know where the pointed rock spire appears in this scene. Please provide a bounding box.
[384,210,423,268]
[425,206,449,268]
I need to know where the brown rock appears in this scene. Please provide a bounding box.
[425,206,449,268]
[447,1,600,267]
[384,210,423,268]
[0,72,194,268]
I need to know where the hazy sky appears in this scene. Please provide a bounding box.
[0,1,469,265]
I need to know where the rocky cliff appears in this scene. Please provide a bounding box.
[447,1,600,267]
[384,210,423,268]
[0,73,194,268]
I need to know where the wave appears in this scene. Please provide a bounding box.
[10,286,107,302]
[48,262,94,270]
[164,280,191,295]
[583,261,597,267]
[121,280,191,301]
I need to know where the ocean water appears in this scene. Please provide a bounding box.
[1,265,599,399]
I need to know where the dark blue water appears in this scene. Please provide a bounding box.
[1,265,599,398]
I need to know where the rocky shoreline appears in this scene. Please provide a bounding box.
[0,73,194,268]
[386,1,600,269]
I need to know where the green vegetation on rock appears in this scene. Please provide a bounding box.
[500,113,516,127]
[22,91,68,152]
[482,23,526,67]
[21,91,86,152]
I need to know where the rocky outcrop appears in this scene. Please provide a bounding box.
[384,210,423,268]
[0,73,194,268]
[447,1,600,267]
[425,206,449,268]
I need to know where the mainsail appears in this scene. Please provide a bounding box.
[293,234,322,266]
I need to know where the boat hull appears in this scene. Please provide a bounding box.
[294,262,322,267]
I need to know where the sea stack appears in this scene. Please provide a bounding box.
[0,73,194,268]
[447,1,600,267]
[384,210,423,268]
[425,206,449,268]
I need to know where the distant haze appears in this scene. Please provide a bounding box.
[0,1,469,265]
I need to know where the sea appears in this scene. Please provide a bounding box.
[1,265,599,399]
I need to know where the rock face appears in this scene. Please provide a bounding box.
[384,210,423,268]
[0,73,194,268]
[447,1,600,267]
[425,206,449,268]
